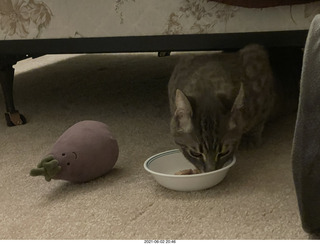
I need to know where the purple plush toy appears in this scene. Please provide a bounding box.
[30,120,119,183]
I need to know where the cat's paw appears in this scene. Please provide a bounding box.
[239,134,262,150]
[239,123,265,150]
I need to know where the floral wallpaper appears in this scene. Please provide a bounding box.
[115,0,135,24]
[0,0,320,40]
[163,0,320,34]
[164,1,239,34]
[0,0,52,39]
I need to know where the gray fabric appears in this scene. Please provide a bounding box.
[292,14,320,234]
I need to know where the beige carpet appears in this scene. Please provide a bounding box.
[0,53,308,240]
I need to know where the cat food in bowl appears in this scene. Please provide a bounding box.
[144,149,236,191]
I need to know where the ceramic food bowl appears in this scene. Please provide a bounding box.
[144,149,236,191]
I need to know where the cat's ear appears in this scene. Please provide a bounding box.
[174,89,193,133]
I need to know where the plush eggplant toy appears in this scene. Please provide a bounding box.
[30,120,119,183]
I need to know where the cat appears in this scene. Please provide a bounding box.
[168,44,276,172]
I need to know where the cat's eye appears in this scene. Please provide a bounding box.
[219,150,229,157]
[189,150,202,158]
[217,144,230,159]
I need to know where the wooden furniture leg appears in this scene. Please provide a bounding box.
[0,56,26,126]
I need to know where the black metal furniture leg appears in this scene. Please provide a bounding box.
[0,58,26,126]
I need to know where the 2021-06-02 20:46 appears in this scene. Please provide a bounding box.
[144,240,177,243]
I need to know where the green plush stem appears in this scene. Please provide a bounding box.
[30,155,61,182]
[30,168,45,176]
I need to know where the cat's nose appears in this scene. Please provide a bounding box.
[203,162,216,172]
[203,153,218,172]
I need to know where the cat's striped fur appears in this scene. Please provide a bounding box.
[168,44,275,172]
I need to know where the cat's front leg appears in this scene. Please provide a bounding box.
[240,122,265,150]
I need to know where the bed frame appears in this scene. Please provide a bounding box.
[0,30,308,126]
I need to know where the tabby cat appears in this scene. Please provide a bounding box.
[168,44,276,172]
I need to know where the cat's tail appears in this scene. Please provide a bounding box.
[238,44,277,121]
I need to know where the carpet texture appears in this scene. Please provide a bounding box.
[0,53,308,239]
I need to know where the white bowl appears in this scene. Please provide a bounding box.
[144,149,236,191]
